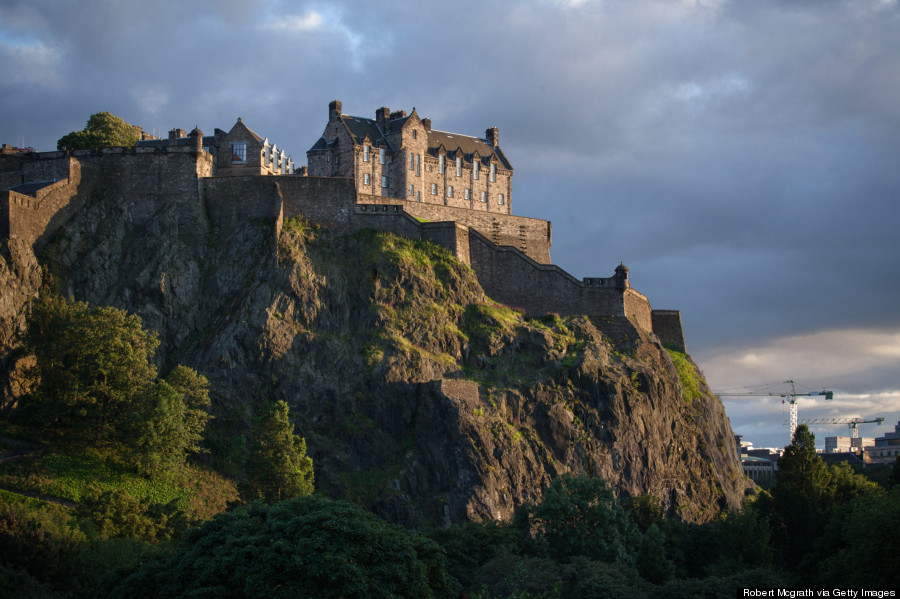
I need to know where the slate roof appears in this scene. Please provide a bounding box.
[427,129,512,170]
[308,110,513,171]
[135,135,217,150]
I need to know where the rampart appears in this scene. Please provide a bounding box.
[358,192,551,264]
[3,151,685,351]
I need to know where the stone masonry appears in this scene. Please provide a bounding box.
[1,110,687,351]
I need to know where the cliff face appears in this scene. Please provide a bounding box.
[0,183,748,526]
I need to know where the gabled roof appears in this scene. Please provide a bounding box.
[340,116,393,150]
[427,130,512,170]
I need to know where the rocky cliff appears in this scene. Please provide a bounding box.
[0,181,748,526]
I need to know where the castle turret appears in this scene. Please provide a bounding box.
[614,262,630,290]
[329,100,342,123]
[189,126,203,153]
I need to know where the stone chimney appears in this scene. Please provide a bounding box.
[389,110,406,120]
[329,100,342,122]
[168,128,186,143]
[375,107,390,128]
[422,118,432,131]
[486,127,499,147]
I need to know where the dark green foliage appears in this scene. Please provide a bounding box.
[519,474,638,564]
[19,295,212,475]
[105,495,460,598]
[22,295,159,450]
[73,489,188,542]
[635,524,674,584]
[56,111,139,150]
[239,400,314,503]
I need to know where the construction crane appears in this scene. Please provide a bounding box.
[798,417,885,438]
[716,380,834,441]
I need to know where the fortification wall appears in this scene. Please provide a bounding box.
[467,229,630,318]
[651,310,686,352]
[358,192,551,264]
[202,176,284,233]
[1,158,87,247]
[275,176,358,229]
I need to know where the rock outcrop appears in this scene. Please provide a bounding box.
[0,182,748,526]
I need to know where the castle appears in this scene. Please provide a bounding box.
[1,102,685,351]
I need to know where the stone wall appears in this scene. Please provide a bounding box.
[358,192,551,263]
[1,158,86,247]
[651,310,686,352]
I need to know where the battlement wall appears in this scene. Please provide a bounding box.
[357,193,552,264]
[1,158,87,247]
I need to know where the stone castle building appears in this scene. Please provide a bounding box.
[1,102,686,351]
[308,101,513,214]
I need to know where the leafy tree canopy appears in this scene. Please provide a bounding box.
[21,295,212,473]
[239,400,314,503]
[56,111,139,150]
[517,474,638,564]
[106,495,460,599]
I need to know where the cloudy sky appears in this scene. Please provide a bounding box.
[2,0,898,449]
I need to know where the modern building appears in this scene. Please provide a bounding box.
[865,421,900,465]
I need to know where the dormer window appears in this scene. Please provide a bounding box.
[231,142,247,164]
[490,164,496,182]
[456,156,461,177]
[473,162,479,180]
[363,146,370,162]
[439,155,445,174]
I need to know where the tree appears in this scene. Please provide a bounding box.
[104,495,460,598]
[21,295,212,473]
[23,295,158,450]
[56,111,139,150]
[517,474,638,564]
[239,400,314,503]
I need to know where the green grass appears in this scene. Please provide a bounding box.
[0,451,237,516]
[666,348,702,403]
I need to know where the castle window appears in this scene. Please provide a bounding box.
[231,142,247,164]
[498,193,505,205]
[381,176,387,188]
[379,148,385,164]
[481,191,487,202]
[490,164,496,182]
[416,191,421,201]
[409,153,414,170]
[412,130,417,140]
[439,155,445,173]
[364,173,371,185]
[415,154,420,176]
[464,188,470,200]
[473,162,479,180]
[408,184,414,196]
[431,183,437,195]
[363,146,370,162]
[448,186,454,198]
[456,156,461,177]
[334,155,339,164]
